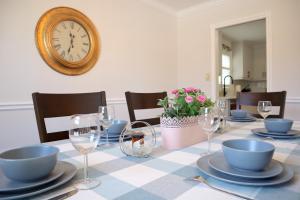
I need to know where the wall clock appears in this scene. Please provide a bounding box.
[35,7,100,75]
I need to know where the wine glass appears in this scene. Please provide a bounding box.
[69,113,101,190]
[257,101,272,120]
[199,107,221,155]
[99,105,115,146]
[217,99,229,131]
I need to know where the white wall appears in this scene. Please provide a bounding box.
[1,0,300,151]
[177,0,300,119]
[0,0,177,150]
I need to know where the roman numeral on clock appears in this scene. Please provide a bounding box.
[62,22,67,29]
[54,44,61,50]
[60,50,65,58]
[70,22,74,29]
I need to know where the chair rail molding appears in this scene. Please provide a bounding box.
[286,97,300,104]
[1,97,299,111]
[0,98,127,111]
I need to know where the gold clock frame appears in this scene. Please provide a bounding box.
[35,7,100,75]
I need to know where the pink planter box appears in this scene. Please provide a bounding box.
[161,123,207,150]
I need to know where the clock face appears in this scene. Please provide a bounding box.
[51,20,91,62]
[36,7,100,75]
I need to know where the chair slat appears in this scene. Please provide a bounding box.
[236,91,286,118]
[32,91,106,143]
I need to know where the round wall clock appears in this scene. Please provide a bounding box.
[35,7,100,75]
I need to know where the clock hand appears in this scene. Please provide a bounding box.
[68,32,74,54]
[71,34,75,48]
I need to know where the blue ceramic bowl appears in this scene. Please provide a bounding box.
[264,118,293,133]
[0,145,59,182]
[231,110,248,118]
[222,139,275,171]
[108,120,128,135]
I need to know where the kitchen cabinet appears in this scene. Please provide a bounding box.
[232,42,253,80]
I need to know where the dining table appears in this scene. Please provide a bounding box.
[35,120,300,200]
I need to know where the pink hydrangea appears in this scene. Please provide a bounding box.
[196,95,206,103]
[184,87,199,93]
[184,87,195,93]
[185,96,194,103]
[171,89,179,95]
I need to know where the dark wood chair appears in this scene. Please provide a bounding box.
[32,91,106,143]
[125,91,167,127]
[236,91,286,118]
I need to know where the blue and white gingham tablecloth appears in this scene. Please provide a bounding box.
[40,121,300,200]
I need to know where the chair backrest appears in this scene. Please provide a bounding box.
[236,91,286,118]
[125,91,167,127]
[32,91,106,143]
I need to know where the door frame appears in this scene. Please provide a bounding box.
[210,12,272,100]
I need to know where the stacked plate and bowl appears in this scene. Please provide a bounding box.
[99,120,129,144]
[196,139,294,186]
[0,145,77,199]
[227,110,256,122]
[252,119,300,139]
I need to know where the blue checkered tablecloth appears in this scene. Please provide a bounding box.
[40,121,300,200]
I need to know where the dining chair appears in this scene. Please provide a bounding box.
[236,91,287,118]
[32,91,107,143]
[125,91,167,127]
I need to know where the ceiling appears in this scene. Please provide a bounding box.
[220,19,266,43]
[147,0,216,12]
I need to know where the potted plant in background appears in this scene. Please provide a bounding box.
[158,87,214,149]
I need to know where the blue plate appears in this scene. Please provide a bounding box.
[208,152,283,179]
[0,161,77,200]
[231,115,252,119]
[252,129,300,139]
[100,135,131,142]
[252,128,298,136]
[226,116,256,122]
[196,154,294,186]
[0,162,64,193]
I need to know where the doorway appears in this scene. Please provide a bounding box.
[210,13,271,101]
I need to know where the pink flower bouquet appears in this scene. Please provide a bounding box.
[158,87,214,118]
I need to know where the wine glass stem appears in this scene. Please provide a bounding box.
[83,154,88,182]
[106,128,108,142]
[207,134,211,154]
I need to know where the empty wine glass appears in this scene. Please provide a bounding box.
[199,107,221,155]
[217,99,229,131]
[99,105,115,146]
[257,101,272,120]
[69,113,101,190]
